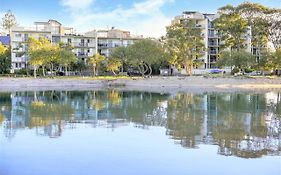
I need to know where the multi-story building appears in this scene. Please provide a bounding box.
[10,21,142,72]
[96,28,143,57]
[171,11,253,69]
[10,20,97,72]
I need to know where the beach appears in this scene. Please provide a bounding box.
[0,76,281,93]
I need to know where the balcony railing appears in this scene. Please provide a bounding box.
[208,34,219,38]
[209,50,218,54]
[208,42,219,46]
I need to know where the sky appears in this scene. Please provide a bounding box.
[0,0,280,38]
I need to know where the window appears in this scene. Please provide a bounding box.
[15,53,23,57]
[15,33,22,37]
[15,63,18,68]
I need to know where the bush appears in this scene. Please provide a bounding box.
[244,68,255,73]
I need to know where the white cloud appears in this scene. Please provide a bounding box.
[60,0,174,38]
[61,0,95,10]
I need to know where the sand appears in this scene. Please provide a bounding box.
[0,76,281,93]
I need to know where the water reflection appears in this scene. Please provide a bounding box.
[0,90,280,158]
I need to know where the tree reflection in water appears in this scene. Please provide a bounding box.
[0,90,280,158]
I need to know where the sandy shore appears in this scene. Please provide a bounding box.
[0,76,281,93]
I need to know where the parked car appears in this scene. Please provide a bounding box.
[127,68,142,76]
[210,69,222,74]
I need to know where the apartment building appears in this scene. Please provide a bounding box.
[10,22,52,71]
[171,11,253,69]
[10,20,97,72]
[96,28,143,57]
[10,20,142,71]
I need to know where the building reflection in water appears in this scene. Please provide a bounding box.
[0,90,280,158]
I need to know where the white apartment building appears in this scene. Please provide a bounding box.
[96,28,143,57]
[10,21,142,72]
[171,11,253,69]
[10,20,97,72]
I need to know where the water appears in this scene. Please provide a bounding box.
[0,90,280,175]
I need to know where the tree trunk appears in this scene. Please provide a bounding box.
[93,65,96,76]
[189,64,193,76]
[33,66,37,78]
[148,64,152,76]
[51,63,54,77]
[42,66,46,77]
[112,70,117,76]
[65,66,68,76]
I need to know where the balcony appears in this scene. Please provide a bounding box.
[209,50,218,55]
[208,34,219,38]
[208,42,219,46]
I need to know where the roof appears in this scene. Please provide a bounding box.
[0,36,10,46]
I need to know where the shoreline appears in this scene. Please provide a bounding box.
[0,76,281,93]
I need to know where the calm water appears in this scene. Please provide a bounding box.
[0,90,280,175]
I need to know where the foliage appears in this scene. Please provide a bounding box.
[216,2,281,51]
[109,46,128,72]
[28,37,77,78]
[71,60,88,75]
[165,20,205,75]
[217,50,256,71]
[88,53,105,76]
[126,39,165,76]
[106,58,122,75]
[0,44,11,74]
[214,6,248,50]
[1,10,17,35]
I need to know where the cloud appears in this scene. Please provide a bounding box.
[60,0,174,38]
[61,0,95,10]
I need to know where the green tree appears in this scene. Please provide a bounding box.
[1,10,17,39]
[109,46,128,73]
[106,58,122,76]
[217,50,255,72]
[88,53,105,76]
[214,6,248,51]
[0,44,11,74]
[71,60,88,76]
[28,37,50,78]
[126,39,165,76]
[58,45,77,76]
[166,21,205,75]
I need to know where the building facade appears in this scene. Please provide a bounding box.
[96,28,143,57]
[10,20,142,72]
[171,11,253,69]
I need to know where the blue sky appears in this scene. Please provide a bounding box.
[0,0,280,37]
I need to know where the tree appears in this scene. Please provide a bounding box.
[71,60,88,76]
[0,43,11,74]
[109,46,128,73]
[217,50,256,72]
[214,6,248,51]
[256,50,276,71]
[88,53,105,76]
[28,37,53,77]
[126,39,165,76]
[106,58,122,76]
[236,2,270,58]
[166,21,205,76]
[57,45,77,76]
[264,9,281,50]
[1,10,17,38]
